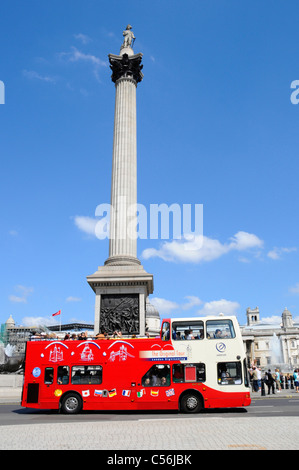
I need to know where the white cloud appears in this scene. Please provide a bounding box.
[59,47,107,67]
[23,69,56,83]
[73,215,97,236]
[229,231,263,251]
[151,296,239,318]
[150,297,179,315]
[58,47,107,84]
[8,230,18,236]
[142,231,264,264]
[181,296,203,310]
[267,246,297,260]
[22,316,57,327]
[9,285,34,303]
[9,295,27,303]
[66,296,82,302]
[197,299,240,316]
[289,283,299,294]
[259,315,282,325]
[74,33,92,45]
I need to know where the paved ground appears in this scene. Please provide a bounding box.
[1,387,298,450]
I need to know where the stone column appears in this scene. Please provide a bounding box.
[87,36,158,337]
[105,51,143,266]
[107,80,137,264]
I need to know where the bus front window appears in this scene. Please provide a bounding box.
[161,322,170,341]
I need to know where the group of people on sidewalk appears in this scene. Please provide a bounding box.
[249,366,299,394]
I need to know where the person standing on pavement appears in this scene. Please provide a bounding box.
[251,367,259,392]
[257,367,262,392]
[275,369,281,393]
[266,369,275,395]
[293,369,299,393]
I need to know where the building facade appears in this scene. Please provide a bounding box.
[241,307,299,371]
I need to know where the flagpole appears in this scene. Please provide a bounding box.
[52,310,62,333]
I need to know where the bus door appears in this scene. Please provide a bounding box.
[42,365,70,403]
[41,366,57,402]
[137,363,172,408]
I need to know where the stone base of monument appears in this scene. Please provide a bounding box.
[87,263,154,337]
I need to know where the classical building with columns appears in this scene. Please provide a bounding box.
[241,307,299,370]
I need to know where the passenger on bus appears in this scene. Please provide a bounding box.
[186,329,195,340]
[214,329,222,339]
[143,377,151,387]
[57,367,69,384]
[113,330,123,338]
[95,331,105,339]
[223,328,231,338]
[151,366,160,386]
[160,377,169,386]
[78,331,87,340]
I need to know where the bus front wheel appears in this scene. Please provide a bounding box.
[61,393,83,414]
[180,392,203,413]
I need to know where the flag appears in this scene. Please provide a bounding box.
[137,389,145,398]
[52,310,61,317]
[151,390,159,397]
[82,390,90,397]
[122,390,131,397]
[166,388,175,397]
[109,388,117,397]
[94,390,103,397]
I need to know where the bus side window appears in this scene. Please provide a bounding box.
[57,366,69,385]
[217,362,242,385]
[206,320,235,340]
[173,363,206,383]
[71,365,103,385]
[44,367,54,385]
[142,364,170,386]
[172,321,204,340]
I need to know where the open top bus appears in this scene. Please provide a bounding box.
[21,314,251,414]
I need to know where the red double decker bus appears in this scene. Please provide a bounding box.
[21,314,251,414]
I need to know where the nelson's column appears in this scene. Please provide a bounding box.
[87,26,160,337]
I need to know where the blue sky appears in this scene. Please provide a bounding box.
[1,0,299,329]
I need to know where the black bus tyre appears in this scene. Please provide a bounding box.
[61,393,83,414]
[180,392,202,413]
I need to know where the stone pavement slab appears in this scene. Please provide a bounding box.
[0,416,298,450]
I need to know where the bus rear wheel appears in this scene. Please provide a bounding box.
[180,392,203,413]
[61,393,83,414]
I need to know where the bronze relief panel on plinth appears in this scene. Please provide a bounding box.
[100,294,139,335]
